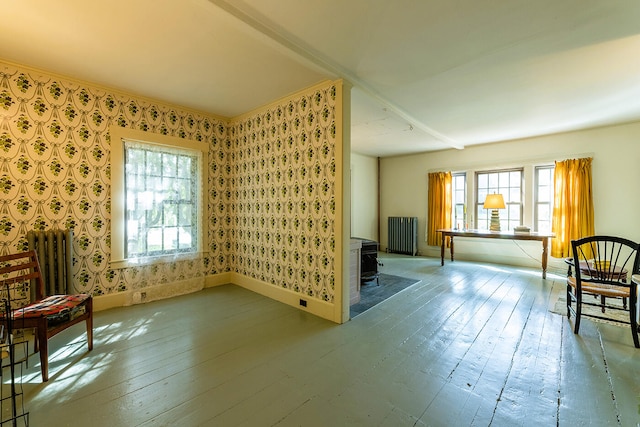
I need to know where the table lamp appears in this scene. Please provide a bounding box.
[483,193,505,232]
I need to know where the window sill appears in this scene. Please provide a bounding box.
[111,251,204,270]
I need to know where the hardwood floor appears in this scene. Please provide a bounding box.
[8,254,640,426]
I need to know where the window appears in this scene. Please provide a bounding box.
[452,173,466,229]
[110,127,208,266]
[476,169,523,231]
[124,141,200,258]
[535,165,554,233]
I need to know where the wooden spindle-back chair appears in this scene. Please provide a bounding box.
[0,250,93,381]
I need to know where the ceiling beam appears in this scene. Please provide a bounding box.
[207,0,463,150]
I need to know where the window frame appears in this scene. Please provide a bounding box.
[534,165,555,233]
[110,126,208,268]
[451,172,467,229]
[475,168,523,231]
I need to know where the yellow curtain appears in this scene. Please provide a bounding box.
[551,157,595,258]
[427,171,452,246]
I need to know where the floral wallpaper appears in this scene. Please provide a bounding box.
[0,61,229,297]
[231,85,338,302]
[0,61,339,305]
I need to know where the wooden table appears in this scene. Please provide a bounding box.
[437,228,555,279]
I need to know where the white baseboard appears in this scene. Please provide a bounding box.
[205,272,232,288]
[230,273,336,322]
[94,291,128,312]
[93,272,338,323]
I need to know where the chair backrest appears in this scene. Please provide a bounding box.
[571,235,640,288]
[0,250,46,308]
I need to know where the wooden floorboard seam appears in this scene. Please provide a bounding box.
[487,290,537,425]
[597,330,622,425]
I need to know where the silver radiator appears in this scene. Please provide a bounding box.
[26,229,73,300]
[388,217,418,256]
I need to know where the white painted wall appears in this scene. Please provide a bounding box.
[379,121,640,275]
[350,152,379,241]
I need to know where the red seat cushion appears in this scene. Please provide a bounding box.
[11,294,90,319]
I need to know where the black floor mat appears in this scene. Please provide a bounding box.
[350,273,420,318]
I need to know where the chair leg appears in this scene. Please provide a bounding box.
[574,292,582,334]
[86,297,93,350]
[35,321,49,382]
[566,285,572,319]
[86,311,93,351]
[33,327,39,353]
[630,297,639,349]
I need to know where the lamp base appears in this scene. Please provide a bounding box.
[489,209,501,232]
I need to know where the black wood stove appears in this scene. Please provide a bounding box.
[352,237,380,284]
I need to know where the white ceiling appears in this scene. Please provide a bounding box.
[2,0,640,157]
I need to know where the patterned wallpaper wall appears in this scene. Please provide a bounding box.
[0,61,339,306]
[0,61,229,297]
[231,84,338,302]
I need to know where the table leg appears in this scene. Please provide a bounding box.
[450,235,454,262]
[542,238,549,279]
[440,235,445,266]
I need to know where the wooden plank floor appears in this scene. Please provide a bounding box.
[7,254,640,426]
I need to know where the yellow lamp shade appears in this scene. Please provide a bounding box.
[483,193,505,209]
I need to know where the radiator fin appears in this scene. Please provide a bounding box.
[26,229,73,300]
[388,217,418,256]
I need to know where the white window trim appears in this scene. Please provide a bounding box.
[110,126,209,269]
[534,164,555,233]
[451,172,467,230]
[475,168,524,230]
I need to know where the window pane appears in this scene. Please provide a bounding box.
[148,176,162,191]
[163,153,177,176]
[178,204,193,226]
[476,168,523,230]
[498,172,510,187]
[179,226,193,249]
[165,204,177,226]
[164,178,176,193]
[147,205,163,226]
[478,189,488,205]
[538,186,551,203]
[178,156,192,176]
[176,178,192,199]
[163,227,179,251]
[147,228,163,252]
[535,166,554,232]
[146,152,162,175]
[488,174,499,188]
[451,172,467,229]
[478,206,490,230]
[124,141,200,258]
[509,187,520,203]
[454,190,464,204]
[454,205,464,219]
[478,174,487,188]
[127,149,144,167]
[538,204,550,220]
[539,169,550,186]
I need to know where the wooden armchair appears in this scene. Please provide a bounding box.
[567,235,640,348]
[0,250,93,381]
